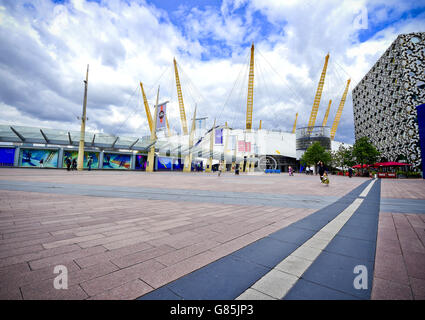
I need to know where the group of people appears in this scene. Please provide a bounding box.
[65,156,93,171]
[65,157,77,171]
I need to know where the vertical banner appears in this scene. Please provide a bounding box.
[215,128,223,145]
[231,136,236,150]
[245,142,251,153]
[238,141,245,152]
[156,102,167,129]
[195,118,207,139]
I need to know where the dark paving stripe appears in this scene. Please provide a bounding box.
[0,180,339,209]
[380,198,425,214]
[284,179,381,300]
[138,180,373,300]
[284,279,362,300]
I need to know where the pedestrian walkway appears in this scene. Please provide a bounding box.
[0,169,423,300]
[139,179,379,300]
[372,179,425,300]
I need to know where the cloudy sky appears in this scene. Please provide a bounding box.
[1,0,424,143]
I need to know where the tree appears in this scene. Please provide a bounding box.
[332,144,355,172]
[352,137,380,174]
[300,142,332,171]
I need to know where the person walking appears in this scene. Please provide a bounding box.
[318,161,325,183]
[87,156,93,171]
[72,158,77,171]
[65,156,71,171]
[348,167,353,178]
[288,166,293,176]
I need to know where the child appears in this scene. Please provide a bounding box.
[321,172,330,186]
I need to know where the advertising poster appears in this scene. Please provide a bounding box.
[238,140,245,152]
[173,158,183,170]
[19,149,58,168]
[215,128,223,145]
[0,148,15,167]
[157,157,172,170]
[103,153,131,169]
[135,155,147,170]
[63,151,99,169]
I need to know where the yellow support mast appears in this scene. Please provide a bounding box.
[165,116,172,137]
[173,58,188,135]
[140,82,153,133]
[183,106,197,172]
[330,79,351,140]
[307,53,329,133]
[292,113,298,134]
[244,43,255,172]
[259,120,262,130]
[146,86,160,172]
[322,99,332,126]
[77,64,89,171]
[246,43,255,131]
[205,119,215,173]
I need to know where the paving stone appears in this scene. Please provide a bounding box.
[236,288,276,300]
[137,285,183,300]
[88,279,154,300]
[371,277,413,300]
[285,278,360,300]
[28,246,106,270]
[409,277,425,300]
[112,245,176,269]
[80,259,166,296]
[275,255,312,277]
[291,246,322,262]
[252,269,298,299]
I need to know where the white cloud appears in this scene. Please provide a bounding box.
[0,0,424,145]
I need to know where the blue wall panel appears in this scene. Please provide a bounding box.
[0,148,15,166]
[416,103,425,177]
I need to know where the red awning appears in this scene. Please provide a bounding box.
[352,164,369,168]
[372,162,412,167]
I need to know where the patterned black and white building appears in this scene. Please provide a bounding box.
[352,32,425,170]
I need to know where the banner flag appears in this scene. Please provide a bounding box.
[156,103,167,129]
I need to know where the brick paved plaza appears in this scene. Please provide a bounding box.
[0,168,424,300]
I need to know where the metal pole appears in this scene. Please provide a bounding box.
[146,86,159,172]
[77,64,89,171]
